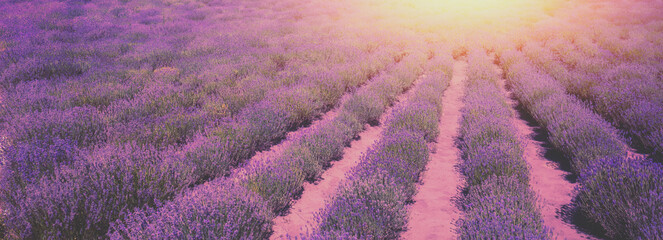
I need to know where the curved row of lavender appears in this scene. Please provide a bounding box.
[108,48,434,239]
[0,0,408,238]
[455,50,550,239]
[521,41,663,163]
[306,50,453,239]
[500,50,663,239]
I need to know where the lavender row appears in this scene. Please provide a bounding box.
[1,0,399,188]
[180,52,394,182]
[1,1,223,238]
[2,32,397,240]
[308,53,453,239]
[575,156,663,239]
[1,0,280,186]
[107,50,436,239]
[499,50,627,172]
[236,52,428,215]
[2,0,395,186]
[456,50,550,239]
[500,50,663,239]
[2,49,393,186]
[522,41,663,162]
[0,56,394,239]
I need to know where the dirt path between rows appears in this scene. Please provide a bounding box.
[270,74,426,239]
[494,63,598,240]
[269,123,380,239]
[402,60,467,240]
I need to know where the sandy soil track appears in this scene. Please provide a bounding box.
[402,60,467,240]
[269,123,381,239]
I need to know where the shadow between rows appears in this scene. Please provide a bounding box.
[508,90,608,239]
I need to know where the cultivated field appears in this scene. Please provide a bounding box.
[1,0,662,239]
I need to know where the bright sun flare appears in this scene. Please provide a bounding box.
[368,0,561,33]
[408,0,547,14]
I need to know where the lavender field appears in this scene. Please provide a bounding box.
[1,0,662,239]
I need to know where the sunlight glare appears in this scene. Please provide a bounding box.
[366,0,561,34]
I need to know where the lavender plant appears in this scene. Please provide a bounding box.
[458,176,550,239]
[456,50,549,239]
[241,157,307,213]
[1,2,402,234]
[2,143,194,239]
[9,106,106,147]
[109,181,273,240]
[1,136,80,186]
[385,101,440,142]
[500,50,627,173]
[107,51,440,239]
[310,54,450,239]
[576,157,663,239]
[316,173,410,239]
[304,230,360,240]
[500,49,662,239]
[342,78,397,125]
[522,41,663,162]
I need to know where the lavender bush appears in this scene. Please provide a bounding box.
[576,157,663,239]
[315,173,410,239]
[522,41,663,162]
[310,54,450,239]
[290,123,348,180]
[242,157,307,213]
[459,87,527,186]
[2,144,194,239]
[9,106,106,147]
[500,49,662,239]
[385,101,439,142]
[109,181,273,240]
[4,0,659,238]
[0,0,408,236]
[459,50,529,186]
[1,136,80,186]
[183,123,252,182]
[342,76,400,126]
[456,50,548,239]
[500,50,627,173]
[2,54,88,85]
[352,130,430,197]
[304,230,360,240]
[106,49,429,239]
[458,176,550,239]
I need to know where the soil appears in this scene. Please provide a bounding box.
[401,60,467,240]
[269,123,381,239]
